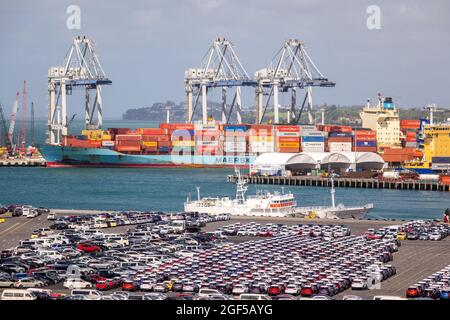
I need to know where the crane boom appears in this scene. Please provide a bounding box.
[21,80,27,152]
[8,92,19,152]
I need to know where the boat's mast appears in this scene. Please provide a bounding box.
[235,168,247,204]
[330,174,336,208]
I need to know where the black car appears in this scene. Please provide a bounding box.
[172,282,184,292]
[49,223,69,230]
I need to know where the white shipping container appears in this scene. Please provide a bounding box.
[225,136,246,143]
[224,146,247,153]
[195,140,219,147]
[301,130,326,136]
[102,140,115,147]
[276,131,300,137]
[328,142,352,152]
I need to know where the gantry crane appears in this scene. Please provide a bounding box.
[0,100,14,155]
[254,39,335,124]
[185,38,255,124]
[47,35,111,145]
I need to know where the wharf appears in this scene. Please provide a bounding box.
[0,158,47,167]
[227,175,450,192]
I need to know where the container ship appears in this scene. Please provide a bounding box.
[38,122,354,168]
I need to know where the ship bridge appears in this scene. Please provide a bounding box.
[251,152,384,175]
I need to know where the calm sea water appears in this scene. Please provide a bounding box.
[0,167,449,220]
[1,119,449,220]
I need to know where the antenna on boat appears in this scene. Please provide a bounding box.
[330,171,336,208]
[235,167,248,204]
[196,187,201,201]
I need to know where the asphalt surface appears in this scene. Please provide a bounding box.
[1,212,449,299]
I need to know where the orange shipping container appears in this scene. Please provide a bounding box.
[278,147,300,153]
[439,176,450,185]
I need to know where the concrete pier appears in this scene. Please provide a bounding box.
[227,175,450,192]
[0,158,47,167]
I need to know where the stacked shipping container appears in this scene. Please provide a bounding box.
[301,126,325,152]
[353,129,377,152]
[400,119,420,149]
[248,125,274,153]
[223,125,248,154]
[275,125,301,153]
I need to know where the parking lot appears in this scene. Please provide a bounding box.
[0,209,449,300]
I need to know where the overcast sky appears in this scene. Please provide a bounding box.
[0,0,449,118]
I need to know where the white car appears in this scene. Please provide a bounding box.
[139,281,155,291]
[429,233,442,241]
[63,278,93,289]
[284,284,300,295]
[22,205,33,217]
[14,278,44,288]
[232,284,248,295]
[351,278,367,290]
[47,212,56,220]
[27,210,39,218]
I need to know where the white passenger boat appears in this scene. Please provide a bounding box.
[184,169,373,219]
[184,169,296,217]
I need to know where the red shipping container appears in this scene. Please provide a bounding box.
[330,125,352,133]
[400,119,420,129]
[138,128,167,135]
[108,128,129,135]
[276,125,300,132]
[116,145,141,152]
[328,137,353,143]
[278,147,300,153]
[354,136,377,142]
[116,134,141,141]
[354,146,377,152]
[160,123,195,131]
[405,131,416,139]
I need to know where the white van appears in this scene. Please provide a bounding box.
[238,293,271,300]
[1,289,37,300]
[373,295,408,300]
[21,206,33,217]
[71,289,102,300]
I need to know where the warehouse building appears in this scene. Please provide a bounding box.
[250,152,385,175]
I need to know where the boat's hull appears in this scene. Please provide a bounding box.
[296,204,373,219]
[38,144,255,168]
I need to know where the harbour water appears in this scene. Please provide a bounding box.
[1,166,449,220]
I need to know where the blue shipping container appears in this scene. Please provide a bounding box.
[432,157,450,164]
[355,141,376,147]
[329,132,352,138]
[224,125,248,132]
[302,136,325,143]
[172,129,194,136]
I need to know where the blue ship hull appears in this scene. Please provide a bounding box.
[38,144,255,168]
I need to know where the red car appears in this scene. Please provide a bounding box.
[77,243,101,253]
[300,286,314,297]
[122,280,138,291]
[406,286,420,298]
[96,280,111,291]
[267,285,282,296]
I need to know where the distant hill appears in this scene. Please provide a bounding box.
[122,102,450,125]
